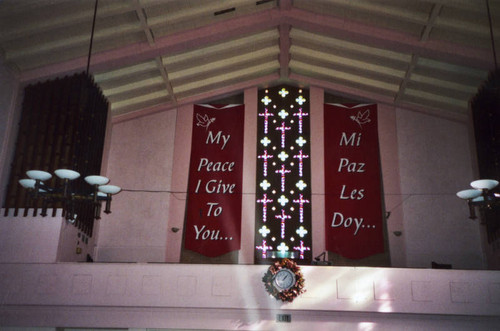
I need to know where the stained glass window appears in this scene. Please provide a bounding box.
[255,86,312,264]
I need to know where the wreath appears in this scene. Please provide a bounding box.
[262,258,306,302]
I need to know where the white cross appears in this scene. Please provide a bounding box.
[277,150,289,161]
[261,95,272,105]
[260,136,271,147]
[279,88,289,97]
[295,95,306,105]
[296,226,308,238]
[260,179,271,190]
[277,195,289,206]
[277,242,289,254]
[278,109,289,119]
[296,136,307,147]
[296,180,307,191]
[259,225,271,237]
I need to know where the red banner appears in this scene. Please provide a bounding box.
[184,104,244,257]
[324,104,384,259]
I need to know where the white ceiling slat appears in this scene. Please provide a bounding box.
[291,45,406,78]
[111,90,169,109]
[317,0,430,24]
[173,61,279,94]
[169,47,279,80]
[404,88,468,109]
[144,0,259,26]
[290,60,400,93]
[416,57,487,78]
[172,57,280,90]
[409,74,478,94]
[104,77,164,96]
[163,29,278,66]
[290,29,412,62]
[5,19,143,62]
[165,39,278,73]
[94,61,158,82]
[0,1,135,43]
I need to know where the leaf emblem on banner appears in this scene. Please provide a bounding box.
[196,113,216,130]
[350,109,371,128]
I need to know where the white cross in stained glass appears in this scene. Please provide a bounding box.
[277,150,289,161]
[277,195,289,206]
[278,109,289,119]
[259,225,271,237]
[260,179,271,190]
[260,136,271,147]
[279,88,289,97]
[296,180,307,190]
[277,242,289,253]
[295,95,306,105]
[296,136,307,147]
[296,226,308,237]
[261,95,272,105]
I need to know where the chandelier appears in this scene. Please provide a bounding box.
[456,179,500,220]
[18,169,121,223]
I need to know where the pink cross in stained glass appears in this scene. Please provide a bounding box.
[293,108,309,134]
[275,209,291,239]
[293,193,310,223]
[275,164,291,192]
[293,150,309,177]
[256,193,273,222]
[293,240,311,259]
[256,240,273,258]
[258,108,274,134]
[258,149,273,177]
[276,121,291,148]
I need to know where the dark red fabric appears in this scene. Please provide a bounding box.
[324,104,384,259]
[184,104,244,257]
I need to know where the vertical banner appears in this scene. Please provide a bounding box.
[184,104,244,257]
[324,104,384,259]
[255,86,312,264]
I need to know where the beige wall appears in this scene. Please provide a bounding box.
[95,108,177,262]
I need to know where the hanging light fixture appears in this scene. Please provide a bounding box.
[457,180,500,220]
[18,169,120,223]
[16,0,120,224]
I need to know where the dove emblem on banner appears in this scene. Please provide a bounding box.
[196,113,216,130]
[350,109,371,128]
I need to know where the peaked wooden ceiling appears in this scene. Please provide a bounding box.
[1,0,498,121]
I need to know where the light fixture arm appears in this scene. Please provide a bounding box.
[457,179,500,220]
[18,169,120,222]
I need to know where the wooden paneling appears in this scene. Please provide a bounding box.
[3,73,108,237]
